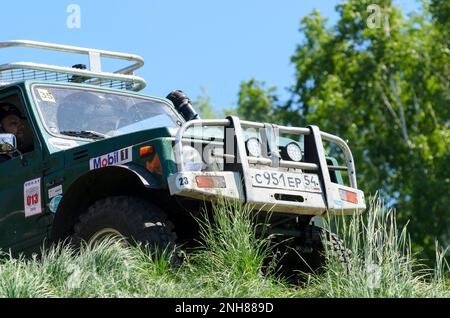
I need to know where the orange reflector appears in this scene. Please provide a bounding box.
[339,189,358,204]
[146,153,163,175]
[140,146,154,158]
[196,176,226,189]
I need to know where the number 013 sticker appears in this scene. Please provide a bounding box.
[24,178,42,217]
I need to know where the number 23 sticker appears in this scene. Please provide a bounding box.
[179,177,189,187]
[24,178,42,217]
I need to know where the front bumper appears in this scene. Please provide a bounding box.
[167,117,366,216]
[168,171,365,216]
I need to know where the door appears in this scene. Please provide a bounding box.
[0,89,50,255]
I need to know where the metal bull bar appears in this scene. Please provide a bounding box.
[173,117,359,212]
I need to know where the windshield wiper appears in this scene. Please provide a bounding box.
[59,130,107,140]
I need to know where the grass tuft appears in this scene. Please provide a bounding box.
[307,195,450,298]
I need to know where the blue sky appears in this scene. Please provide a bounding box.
[2,0,419,113]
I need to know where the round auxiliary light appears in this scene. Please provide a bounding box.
[182,145,203,171]
[246,137,262,157]
[282,142,303,162]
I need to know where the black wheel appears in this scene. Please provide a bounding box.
[322,229,352,266]
[273,225,351,283]
[71,196,177,255]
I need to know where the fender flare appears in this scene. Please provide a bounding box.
[116,164,162,189]
[50,164,163,242]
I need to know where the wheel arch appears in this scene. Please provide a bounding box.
[50,165,163,242]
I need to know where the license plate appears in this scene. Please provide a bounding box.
[250,169,322,193]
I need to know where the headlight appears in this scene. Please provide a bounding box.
[182,145,203,171]
[281,142,303,162]
[246,138,262,157]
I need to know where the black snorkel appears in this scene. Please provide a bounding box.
[166,90,200,121]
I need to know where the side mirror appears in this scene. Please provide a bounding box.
[0,134,17,155]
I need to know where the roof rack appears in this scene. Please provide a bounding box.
[0,40,147,91]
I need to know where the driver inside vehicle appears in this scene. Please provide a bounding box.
[0,103,34,156]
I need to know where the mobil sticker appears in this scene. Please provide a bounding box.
[89,147,133,170]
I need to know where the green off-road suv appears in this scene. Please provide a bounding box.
[0,40,365,271]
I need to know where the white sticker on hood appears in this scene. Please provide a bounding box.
[48,138,79,150]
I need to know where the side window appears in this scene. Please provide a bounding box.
[0,94,35,156]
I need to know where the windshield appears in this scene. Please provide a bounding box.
[32,85,180,139]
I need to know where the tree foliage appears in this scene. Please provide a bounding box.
[237,0,449,262]
[193,87,216,119]
[237,78,279,123]
[193,87,238,119]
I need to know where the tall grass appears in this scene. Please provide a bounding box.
[177,199,288,297]
[308,196,450,298]
[0,196,448,298]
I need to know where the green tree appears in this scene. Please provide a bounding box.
[291,0,450,262]
[193,87,238,119]
[237,79,279,123]
[429,0,450,34]
[193,87,216,119]
[221,106,238,118]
